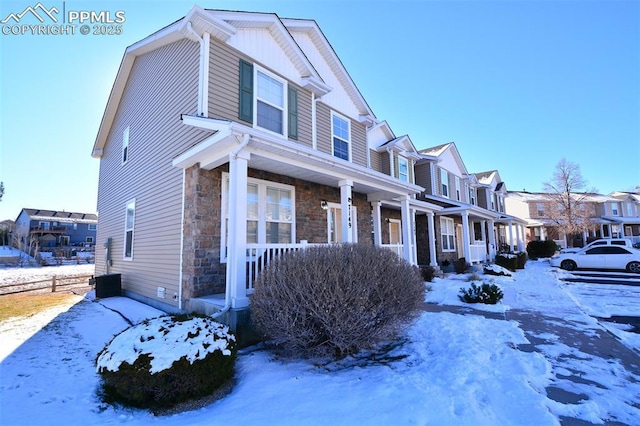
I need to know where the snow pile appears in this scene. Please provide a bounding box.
[0,264,94,285]
[96,316,236,374]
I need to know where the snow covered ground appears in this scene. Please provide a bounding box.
[0,260,639,425]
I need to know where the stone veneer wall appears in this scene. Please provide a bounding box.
[181,164,374,305]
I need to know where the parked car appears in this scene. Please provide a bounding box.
[551,245,640,273]
[561,238,633,254]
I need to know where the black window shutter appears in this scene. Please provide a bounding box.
[238,60,253,123]
[288,86,298,139]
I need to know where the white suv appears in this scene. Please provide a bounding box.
[561,238,633,254]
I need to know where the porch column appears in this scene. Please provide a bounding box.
[226,150,250,309]
[481,220,487,261]
[372,201,382,246]
[427,211,437,267]
[461,212,471,262]
[600,224,605,238]
[540,226,546,241]
[339,179,353,243]
[582,229,588,246]
[508,220,514,252]
[411,208,418,265]
[400,195,412,262]
[488,219,496,260]
[516,224,524,251]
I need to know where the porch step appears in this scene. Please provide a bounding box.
[190,294,226,316]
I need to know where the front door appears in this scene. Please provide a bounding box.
[388,219,402,245]
[327,203,358,243]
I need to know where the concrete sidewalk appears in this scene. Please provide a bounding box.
[424,303,640,425]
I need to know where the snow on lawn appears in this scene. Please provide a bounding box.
[0,264,95,285]
[0,260,639,425]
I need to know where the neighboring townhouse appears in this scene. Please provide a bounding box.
[91,6,429,316]
[13,208,97,249]
[413,143,526,268]
[602,191,640,244]
[505,191,640,248]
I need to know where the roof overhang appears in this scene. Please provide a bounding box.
[173,115,423,200]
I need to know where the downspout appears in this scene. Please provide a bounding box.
[178,169,186,310]
[185,22,208,116]
[211,133,251,319]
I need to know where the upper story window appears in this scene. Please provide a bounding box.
[331,112,350,161]
[491,193,496,210]
[122,126,130,165]
[238,61,298,139]
[440,169,449,198]
[398,157,409,182]
[626,202,635,216]
[455,176,461,201]
[256,69,285,134]
[611,202,620,216]
[88,224,97,231]
[469,187,476,205]
[124,199,135,260]
[39,221,50,230]
[498,195,504,212]
[536,203,545,217]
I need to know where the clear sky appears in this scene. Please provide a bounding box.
[1,0,639,221]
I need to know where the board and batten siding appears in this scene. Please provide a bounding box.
[207,38,313,147]
[95,38,209,308]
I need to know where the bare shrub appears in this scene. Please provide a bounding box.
[251,244,425,359]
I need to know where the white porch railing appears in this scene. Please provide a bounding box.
[380,243,403,258]
[245,242,312,293]
[469,242,487,264]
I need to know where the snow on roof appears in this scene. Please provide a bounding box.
[418,142,452,157]
[22,209,98,224]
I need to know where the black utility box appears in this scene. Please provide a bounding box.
[95,274,122,298]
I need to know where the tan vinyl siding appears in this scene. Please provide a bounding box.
[380,151,391,176]
[351,120,367,167]
[316,101,331,155]
[208,38,240,123]
[414,163,433,194]
[95,39,209,308]
[290,81,313,147]
[369,149,382,173]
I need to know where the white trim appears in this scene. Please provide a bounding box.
[178,169,186,310]
[440,216,456,252]
[331,110,351,161]
[254,64,288,138]
[123,198,135,261]
[221,173,296,262]
[398,156,409,182]
[440,168,449,198]
[388,218,402,244]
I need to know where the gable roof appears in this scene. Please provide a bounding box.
[19,208,98,224]
[92,6,375,158]
[418,142,469,175]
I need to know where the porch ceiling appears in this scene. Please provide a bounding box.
[174,115,423,200]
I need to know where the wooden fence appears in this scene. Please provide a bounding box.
[0,274,94,296]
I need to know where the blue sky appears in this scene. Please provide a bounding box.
[1,0,638,221]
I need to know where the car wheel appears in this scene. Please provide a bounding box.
[560,259,577,271]
[627,261,640,274]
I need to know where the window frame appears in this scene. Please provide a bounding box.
[455,176,461,201]
[122,126,130,165]
[254,64,288,137]
[123,199,135,261]
[88,224,97,231]
[398,156,409,182]
[221,174,296,262]
[440,169,449,198]
[469,187,476,205]
[440,217,456,252]
[611,202,620,216]
[331,111,351,161]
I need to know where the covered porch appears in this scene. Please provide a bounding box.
[173,115,423,311]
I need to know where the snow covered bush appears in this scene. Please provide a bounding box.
[96,315,237,409]
[251,244,425,359]
[495,253,518,271]
[483,264,512,277]
[459,282,504,304]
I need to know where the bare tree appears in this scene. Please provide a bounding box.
[0,182,4,201]
[543,158,597,247]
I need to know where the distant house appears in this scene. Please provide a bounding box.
[505,191,640,248]
[14,208,98,249]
